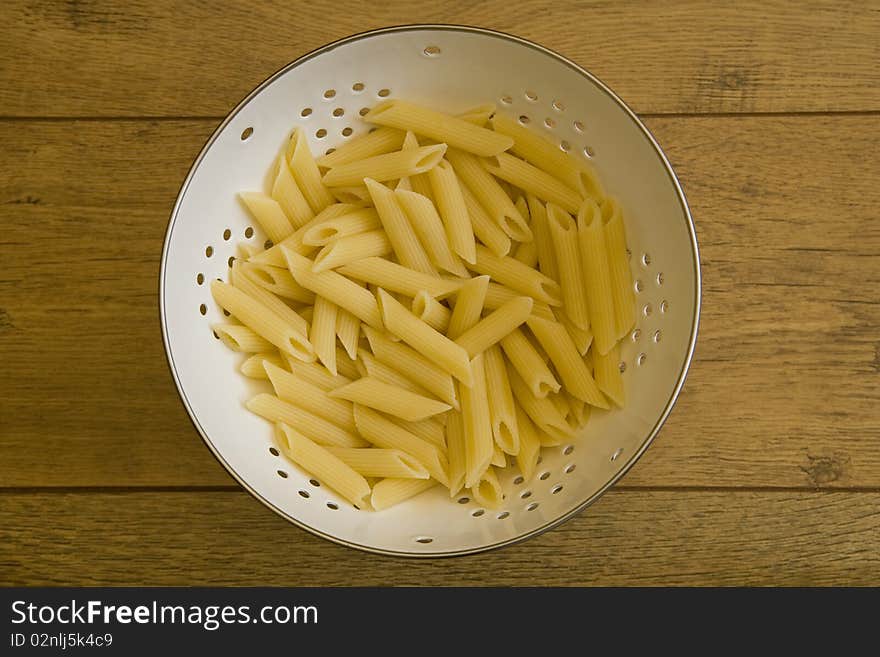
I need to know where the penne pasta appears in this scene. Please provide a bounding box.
[239,260,316,304]
[391,416,447,452]
[526,316,609,408]
[365,99,513,156]
[506,366,574,445]
[592,343,624,408]
[312,229,392,272]
[512,198,539,267]
[329,185,372,205]
[365,178,437,275]
[460,183,511,257]
[338,256,460,299]
[316,126,406,168]
[371,478,436,511]
[301,207,381,246]
[358,349,433,397]
[446,275,489,340]
[310,295,338,375]
[335,346,360,379]
[601,197,637,339]
[399,131,435,200]
[212,323,274,353]
[457,103,497,127]
[483,153,582,213]
[565,390,591,429]
[483,282,555,321]
[376,289,473,387]
[396,189,468,276]
[248,393,368,448]
[322,144,447,187]
[470,467,503,508]
[276,423,371,507]
[240,351,285,379]
[251,203,361,267]
[271,155,314,229]
[558,311,594,355]
[469,245,562,306]
[285,128,335,213]
[231,261,309,337]
[445,412,467,496]
[335,308,360,359]
[514,406,541,481]
[411,291,452,333]
[547,203,591,330]
[284,357,352,391]
[427,159,477,264]
[330,377,452,422]
[499,327,560,398]
[455,296,533,358]
[238,191,294,244]
[490,443,506,467]
[526,194,558,281]
[264,361,355,431]
[578,199,616,354]
[483,344,520,455]
[325,447,429,479]
[460,354,494,489]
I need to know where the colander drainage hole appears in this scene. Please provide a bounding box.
[377,88,391,98]
[323,89,336,99]
[551,484,563,494]
[205,245,213,258]
[276,470,288,479]
[611,448,624,462]
[199,304,207,316]
[552,99,565,111]
[584,145,595,158]
[223,228,231,241]
[326,502,338,510]
[301,107,312,117]
[316,128,327,139]
[197,273,204,285]
[342,127,353,137]
[539,471,551,481]
[518,115,530,125]
[653,330,662,343]
[423,45,441,56]
[457,496,469,504]
[564,464,576,474]
[526,502,539,511]
[244,226,254,238]
[352,82,365,92]
[637,353,647,366]
[268,447,279,456]
[497,511,510,519]
[359,107,370,116]
[240,127,253,141]
[500,95,512,105]
[471,509,484,517]
[525,90,538,101]
[332,107,344,117]
[513,476,524,485]
[309,479,321,487]
[560,140,571,152]
[563,445,574,456]
[520,490,532,499]
[415,536,433,544]
[574,120,585,132]
[298,490,310,499]
[660,299,669,313]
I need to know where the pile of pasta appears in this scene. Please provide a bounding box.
[210,99,636,511]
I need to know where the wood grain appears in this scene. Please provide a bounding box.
[1,490,876,586]
[1,115,877,488]
[2,1,879,117]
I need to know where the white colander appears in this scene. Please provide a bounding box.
[160,25,701,556]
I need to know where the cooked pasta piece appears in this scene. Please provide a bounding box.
[398,131,435,200]
[251,203,361,267]
[558,312,593,355]
[239,192,294,244]
[240,351,285,379]
[285,127,335,212]
[514,406,541,481]
[512,197,538,267]
[325,447,429,479]
[212,323,274,353]
[353,405,449,485]
[578,198,616,354]
[457,103,497,127]
[357,349,433,397]
[231,261,309,337]
[470,467,503,508]
[329,186,372,204]
[411,291,451,333]
[525,194,558,281]
[445,412,466,496]
[460,184,511,256]
[499,327,560,398]
[338,257,460,299]
[592,343,624,408]
[322,144,447,187]
[248,394,367,447]
[371,478,437,511]
[455,296,533,358]
[365,178,437,275]
[547,203,591,330]
[312,230,391,272]
[271,155,314,228]
[210,280,313,361]
[601,197,636,339]
[276,423,371,507]
[391,416,447,451]
[377,289,473,387]
[460,354,494,488]
[482,282,555,321]
[239,261,315,303]
[301,207,381,246]
[483,153,582,213]
[335,308,360,359]
[446,149,532,242]
[490,443,506,467]
[284,357,352,391]
[469,245,561,306]
[283,249,383,330]
[446,275,489,340]
[310,295,338,375]
[365,99,513,156]
[427,158,476,264]
[483,344,520,455]
[316,127,406,168]
[264,361,355,431]
[526,316,609,408]
[565,391,591,428]
[396,189,468,276]
[506,367,574,445]
[330,377,452,422]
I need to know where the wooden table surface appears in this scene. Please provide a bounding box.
[1,1,878,586]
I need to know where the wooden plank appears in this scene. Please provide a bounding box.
[1,1,879,117]
[0,116,877,488]
[1,490,877,585]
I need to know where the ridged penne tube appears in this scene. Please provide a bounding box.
[393,417,446,451]
[335,309,360,359]
[446,149,532,242]
[455,296,533,358]
[499,327,560,397]
[469,245,562,306]
[483,153,582,213]
[358,349,432,396]
[285,128,335,212]
[396,189,468,276]
[483,282,555,321]
[445,412,466,496]
[483,344,520,455]
[371,478,436,511]
[248,394,368,448]
[592,343,624,408]
[365,178,437,275]
[353,405,449,486]
[312,230,391,272]
[514,406,541,481]
[578,199,617,354]
[446,275,489,340]
[365,99,513,157]
[316,126,406,168]
[325,447,430,479]
[239,261,315,304]
[550,392,572,425]
[241,351,285,379]
[411,291,451,333]
[284,357,351,391]
[507,367,574,444]
[310,295,337,375]
[526,194,558,281]
[335,346,360,379]
[322,144,447,187]
[457,103,496,127]
[399,131,435,200]
[238,241,264,259]
[264,362,355,431]
[547,204,591,330]
[460,184,511,256]
[376,289,473,387]
[601,197,636,339]
[559,312,593,355]
[512,199,539,267]
[565,391,591,428]
[210,280,313,361]
[338,257,461,299]
[211,323,274,353]
[301,208,381,246]
[491,113,605,200]
[231,261,310,337]
[238,192,294,244]
[460,355,494,489]
[275,423,371,507]
[526,316,609,408]
[363,326,459,408]
[427,159,476,264]
[330,377,452,422]
[490,443,506,467]
[252,203,361,267]
[271,156,314,228]
[470,467,503,508]
[283,249,384,330]
[329,186,372,205]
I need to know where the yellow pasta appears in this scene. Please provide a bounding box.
[310,295,338,375]
[240,351,284,379]
[239,261,315,304]
[411,291,452,333]
[325,447,430,479]
[483,153,582,213]
[396,189,468,276]
[398,131,435,200]
[251,203,361,267]
[335,346,360,379]
[445,412,467,497]
[285,128,335,212]
[271,155,314,229]
[428,159,477,264]
[469,245,562,306]
[455,296,533,358]
[483,282,555,321]
[335,308,360,360]
[371,478,436,511]
[514,406,541,481]
[512,197,538,267]
[460,183,511,257]
[330,377,452,422]
[365,99,513,156]
[457,103,497,127]
[301,207,381,246]
[322,144,447,187]
[329,186,372,204]
[284,357,352,391]
[578,199,616,354]
[248,394,367,448]
[547,203,591,330]
[506,366,574,445]
[592,343,624,408]
[460,354,494,488]
[312,229,391,272]
[483,344,520,455]
[601,197,636,339]
[526,194,558,282]
[499,327,560,398]
[365,178,437,275]
[238,191,294,244]
[231,261,309,337]
[316,126,406,169]
[357,349,433,397]
[211,323,274,353]
[264,361,355,431]
[565,391,591,429]
[470,467,503,508]
[391,416,447,452]
[558,311,593,355]
[338,256,460,299]
[446,274,489,340]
